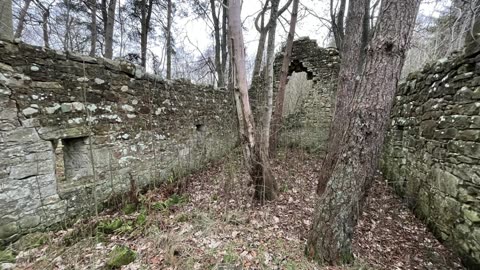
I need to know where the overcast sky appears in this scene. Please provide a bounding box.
[175,0,450,63]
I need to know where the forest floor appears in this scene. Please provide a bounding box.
[9,149,465,270]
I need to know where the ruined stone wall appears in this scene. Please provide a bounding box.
[272,37,340,152]
[0,40,237,245]
[382,47,480,267]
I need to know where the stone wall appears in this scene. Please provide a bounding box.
[0,40,237,245]
[382,47,480,267]
[273,37,340,152]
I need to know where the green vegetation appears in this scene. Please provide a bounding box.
[106,245,136,269]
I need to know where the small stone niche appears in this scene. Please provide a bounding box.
[54,137,93,182]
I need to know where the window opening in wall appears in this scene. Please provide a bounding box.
[284,71,313,117]
[53,137,93,183]
[195,124,205,132]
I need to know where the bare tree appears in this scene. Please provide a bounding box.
[166,0,172,79]
[316,0,370,195]
[89,0,97,56]
[229,0,276,203]
[102,0,116,59]
[1,0,14,40]
[14,0,33,39]
[270,0,299,155]
[306,0,421,264]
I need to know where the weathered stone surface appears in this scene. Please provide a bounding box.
[381,46,480,267]
[0,40,237,246]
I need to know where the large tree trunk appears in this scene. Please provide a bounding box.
[316,0,370,195]
[89,0,97,57]
[0,0,13,40]
[104,0,116,59]
[166,0,172,79]
[270,0,299,156]
[306,0,420,264]
[14,0,32,39]
[228,0,276,204]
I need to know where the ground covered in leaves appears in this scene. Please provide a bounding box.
[7,149,464,269]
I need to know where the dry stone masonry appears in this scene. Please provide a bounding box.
[0,40,237,245]
[382,45,480,267]
[273,37,340,152]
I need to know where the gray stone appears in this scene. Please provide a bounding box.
[61,103,73,113]
[22,107,38,116]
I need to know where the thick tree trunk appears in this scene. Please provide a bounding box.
[14,0,32,39]
[316,0,370,195]
[166,0,172,79]
[104,0,116,59]
[89,0,97,57]
[210,0,223,86]
[307,0,420,264]
[228,0,276,204]
[0,0,13,40]
[270,0,299,156]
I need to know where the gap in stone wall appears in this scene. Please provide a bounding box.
[59,137,92,183]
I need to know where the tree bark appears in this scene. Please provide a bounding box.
[42,8,49,48]
[210,0,223,86]
[104,0,116,59]
[270,0,299,156]
[166,0,172,79]
[228,0,276,203]
[140,0,153,67]
[316,0,370,195]
[307,0,420,265]
[14,0,32,39]
[89,0,97,57]
[221,0,228,85]
[330,0,346,51]
[0,0,13,40]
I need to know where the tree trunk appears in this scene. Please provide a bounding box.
[221,0,228,85]
[166,0,172,79]
[316,0,370,195]
[104,0,116,59]
[270,0,299,156]
[210,0,223,86]
[0,0,13,40]
[306,0,420,264]
[42,9,49,48]
[228,0,276,204]
[140,0,153,67]
[14,0,32,39]
[89,0,97,57]
[331,0,346,51]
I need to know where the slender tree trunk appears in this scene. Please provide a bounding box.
[306,0,420,264]
[252,29,267,79]
[166,0,172,79]
[317,0,370,195]
[260,0,280,156]
[140,0,152,67]
[228,0,276,203]
[0,0,13,40]
[104,0,116,59]
[270,0,299,156]
[42,9,50,48]
[89,0,97,57]
[221,0,228,84]
[331,0,346,51]
[210,0,223,86]
[14,0,32,39]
